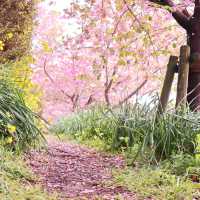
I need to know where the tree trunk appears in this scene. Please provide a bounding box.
[187,72,200,111]
[187,5,200,111]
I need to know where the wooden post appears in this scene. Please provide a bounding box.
[157,56,178,115]
[176,45,190,108]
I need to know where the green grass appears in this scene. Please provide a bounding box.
[57,135,200,199]
[0,146,57,200]
[56,133,110,152]
[111,167,197,200]
[51,101,200,199]
[0,80,44,151]
[51,102,200,162]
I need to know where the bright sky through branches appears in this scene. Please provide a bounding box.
[42,0,81,36]
[44,0,73,11]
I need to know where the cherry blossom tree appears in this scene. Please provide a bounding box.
[33,0,193,120]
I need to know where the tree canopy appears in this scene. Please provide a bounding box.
[0,0,35,63]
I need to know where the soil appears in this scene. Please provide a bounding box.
[26,137,137,200]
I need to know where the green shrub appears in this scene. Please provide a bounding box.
[110,103,200,161]
[162,153,199,176]
[0,80,44,150]
[0,56,43,113]
[146,109,199,161]
[187,166,200,182]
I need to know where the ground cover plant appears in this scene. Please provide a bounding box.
[111,167,196,200]
[0,146,56,200]
[51,101,200,199]
[52,101,200,162]
[0,79,44,151]
[4,0,200,199]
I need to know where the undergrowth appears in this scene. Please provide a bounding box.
[111,167,198,200]
[0,146,56,200]
[51,100,200,199]
[51,101,200,162]
[0,80,44,151]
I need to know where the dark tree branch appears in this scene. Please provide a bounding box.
[172,10,190,30]
[182,9,190,18]
[113,80,147,108]
[195,0,200,6]
[85,94,94,106]
[118,80,147,105]
[43,59,72,100]
[148,0,190,31]
[104,66,117,106]
[149,0,174,7]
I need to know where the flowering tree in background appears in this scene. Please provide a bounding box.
[33,0,191,120]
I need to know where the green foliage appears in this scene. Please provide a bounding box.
[0,0,42,114]
[112,167,195,200]
[52,100,200,162]
[0,0,36,63]
[0,80,44,150]
[160,153,200,184]
[51,102,200,199]
[0,147,56,200]
[162,153,200,176]
[52,105,115,150]
[0,56,42,112]
[145,110,199,161]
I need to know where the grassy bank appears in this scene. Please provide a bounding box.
[0,146,56,200]
[51,102,200,199]
[54,134,200,200]
[111,167,196,200]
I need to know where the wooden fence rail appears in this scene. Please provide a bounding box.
[157,56,178,116]
[175,45,190,108]
[157,45,190,118]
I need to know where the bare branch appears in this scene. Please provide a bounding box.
[85,94,95,106]
[117,80,147,106]
[148,0,174,7]
[43,59,72,100]
[104,66,117,106]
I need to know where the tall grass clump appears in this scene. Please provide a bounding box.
[52,99,200,162]
[0,80,44,150]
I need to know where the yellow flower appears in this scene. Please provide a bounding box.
[7,32,13,39]
[0,41,5,51]
[7,124,16,134]
[6,112,12,118]
[6,137,13,144]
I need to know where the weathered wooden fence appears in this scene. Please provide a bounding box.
[157,45,190,116]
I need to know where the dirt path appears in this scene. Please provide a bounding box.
[26,137,136,200]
